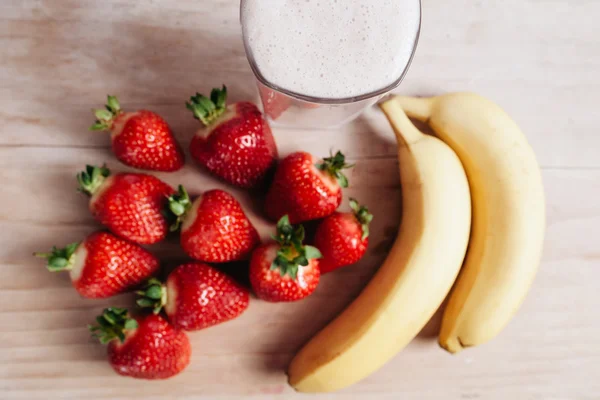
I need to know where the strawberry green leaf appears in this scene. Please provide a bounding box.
[48,257,69,270]
[145,285,163,300]
[169,202,187,217]
[271,216,318,280]
[89,307,137,344]
[94,109,113,121]
[276,215,290,230]
[90,95,122,131]
[106,95,121,114]
[304,245,323,260]
[136,298,155,308]
[271,256,288,271]
[349,198,373,240]
[124,319,138,330]
[90,122,107,131]
[273,215,294,245]
[186,86,227,126]
[293,255,308,267]
[77,164,110,196]
[135,278,167,315]
[165,185,192,232]
[210,85,228,110]
[34,242,80,272]
[294,225,306,243]
[335,171,349,188]
[315,150,353,188]
[288,264,299,279]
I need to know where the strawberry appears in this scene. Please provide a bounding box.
[90,308,191,380]
[91,95,184,172]
[34,231,159,298]
[264,150,353,224]
[314,199,373,274]
[166,185,260,262]
[186,86,278,188]
[249,216,321,302]
[136,263,249,331]
[77,165,175,244]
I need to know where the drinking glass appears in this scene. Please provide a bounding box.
[240,0,421,128]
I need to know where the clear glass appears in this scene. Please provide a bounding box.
[241,0,422,129]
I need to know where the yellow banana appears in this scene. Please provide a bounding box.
[287,99,471,392]
[391,93,546,353]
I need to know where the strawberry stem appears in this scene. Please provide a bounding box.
[89,308,138,344]
[270,216,322,280]
[165,185,192,232]
[315,150,354,188]
[185,85,227,126]
[136,278,167,315]
[77,164,110,196]
[90,95,122,131]
[349,198,373,240]
[34,242,79,272]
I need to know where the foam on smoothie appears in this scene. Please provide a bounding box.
[241,0,420,99]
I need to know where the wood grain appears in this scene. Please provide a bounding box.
[1,0,599,399]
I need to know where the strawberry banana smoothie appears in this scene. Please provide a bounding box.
[242,0,420,99]
[241,0,421,126]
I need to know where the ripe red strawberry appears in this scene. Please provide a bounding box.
[34,231,159,298]
[90,308,191,380]
[264,150,353,224]
[249,216,321,302]
[166,185,260,262]
[77,165,175,244]
[91,95,184,172]
[314,199,373,274]
[136,263,249,331]
[258,83,291,120]
[187,86,278,188]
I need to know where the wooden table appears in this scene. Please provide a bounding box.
[1,1,598,398]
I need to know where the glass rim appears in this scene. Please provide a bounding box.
[240,0,422,105]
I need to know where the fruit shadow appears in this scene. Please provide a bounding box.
[251,295,353,376]
[1,164,100,296]
[254,236,398,376]
[415,299,447,341]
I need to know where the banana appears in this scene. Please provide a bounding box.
[287,99,471,392]
[391,93,546,354]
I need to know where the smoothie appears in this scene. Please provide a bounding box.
[241,0,421,100]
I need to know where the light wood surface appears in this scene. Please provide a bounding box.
[1,0,599,399]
